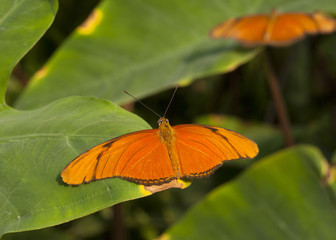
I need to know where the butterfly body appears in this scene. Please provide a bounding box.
[61,117,258,186]
[158,118,182,179]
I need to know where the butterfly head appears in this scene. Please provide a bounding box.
[158,117,170,127]
[158,117,174,142]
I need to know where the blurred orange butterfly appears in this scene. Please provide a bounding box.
[61,90,259,186]
[210,10,336,46]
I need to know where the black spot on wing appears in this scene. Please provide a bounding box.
[91,152,104,181]
[102,138,119,148]
[103,141,113,148]
[203,126,244,158]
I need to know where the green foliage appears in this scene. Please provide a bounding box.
[1,0,336,239]
[0,97,151,237]
[13,0,261,110]
[0,0,57,105]
[162,146,336,239]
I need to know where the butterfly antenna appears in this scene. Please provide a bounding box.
[163,85,178,118]
[124,91,161,118]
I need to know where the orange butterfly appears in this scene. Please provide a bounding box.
[210,10,336,46]
[61,91,259,186]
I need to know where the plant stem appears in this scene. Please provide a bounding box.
[264,51,294,147]
[111,204,127,240]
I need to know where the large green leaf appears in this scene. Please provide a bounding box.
[0,0,57,106]
[161,145,336,240]
[14,0,336,110]
[14,0,260,110]
[0,97,153,237]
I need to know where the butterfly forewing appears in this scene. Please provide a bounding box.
[313,12,336,33]
[173,124,259,178]
[61,129,176,185]
[211,16,269,45]
[232,16,269,43]
[268,14,316,44]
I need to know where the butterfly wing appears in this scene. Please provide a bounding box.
[61,129,176,186]
[173,124,258,178]
[210,15,269,45]
[267,13,321,45]
[211,12,336,46]
[312,12,336,33]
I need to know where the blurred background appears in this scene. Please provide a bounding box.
[3,0,336,239]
